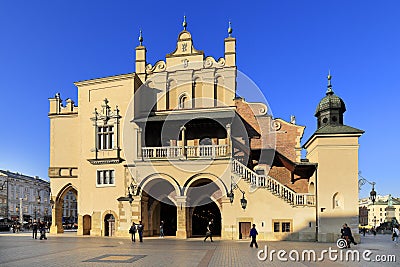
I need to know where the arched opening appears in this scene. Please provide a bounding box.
[83,215,91,235]
[179,94,188,109]
[309,182,315,194]
[104,213,115,237]
[139,177,179,237]
[185,178,222,238]
[191,200,221,236]
[53,184,78,234]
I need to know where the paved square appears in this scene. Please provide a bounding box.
[0,232,398,266]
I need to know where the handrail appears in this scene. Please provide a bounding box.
[231,158,315,206]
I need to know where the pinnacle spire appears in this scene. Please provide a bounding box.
[228,21,232,37]
[326,70,334,95]
[183,15,187,30]
[138,29,143,46]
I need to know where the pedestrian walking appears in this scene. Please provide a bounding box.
[392,225,399,245]
[39,220,47,240]
[249,224,258,248]
[32,220,38,239]
[129,222,136,242]
[160,221,164,238]
[204,219,214,242]
[137,221,144,242]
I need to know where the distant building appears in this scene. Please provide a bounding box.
[62,191,77,223]
[0,170,51,222]
[359,195,400,227]
[359,206,368,226]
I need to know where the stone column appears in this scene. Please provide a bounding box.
[176,196,187,239]
[141,195,150,236]
[136,127,142,158]
[180,126,186,158]
[54,199,64,233]
[226,123,231,156]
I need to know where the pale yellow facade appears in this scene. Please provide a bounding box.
[48,25,362,242]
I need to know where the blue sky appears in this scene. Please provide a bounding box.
[0,1,398,199]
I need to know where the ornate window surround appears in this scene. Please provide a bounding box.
[88,98,124,165]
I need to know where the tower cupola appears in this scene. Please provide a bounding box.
[315,73,346,128]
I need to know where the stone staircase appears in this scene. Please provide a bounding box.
[231,158,315,207]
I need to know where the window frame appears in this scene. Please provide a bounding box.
[96,169,116,187]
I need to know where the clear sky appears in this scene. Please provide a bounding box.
[0,1,398,199]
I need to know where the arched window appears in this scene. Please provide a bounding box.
[309,182,315,194]
[332,192,342,209]
[179,94,188,109]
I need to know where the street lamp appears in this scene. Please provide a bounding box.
[117,182,137,204]
[227,176,247,210]
[358,172,377,205]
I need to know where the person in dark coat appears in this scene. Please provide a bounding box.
[204,219,214,242]
[249,224,258,248]
[32,220,38,239]
[39,220,47,240]
[129,222,136,242]
[137,221,144,242]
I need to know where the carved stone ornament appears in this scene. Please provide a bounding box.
[203,57,226,68]
[271,120,281,131]
[145,60,166,74]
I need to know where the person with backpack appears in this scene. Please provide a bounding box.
[129,222,137,242]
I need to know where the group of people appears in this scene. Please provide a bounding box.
[129,221,144,242]
[32,219,48,240]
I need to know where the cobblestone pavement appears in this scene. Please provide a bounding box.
[0,232,398,266]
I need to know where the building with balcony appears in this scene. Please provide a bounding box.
[0,170,50,223]
[48,21,363,242]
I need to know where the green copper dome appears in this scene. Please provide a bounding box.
[315,87,346,116]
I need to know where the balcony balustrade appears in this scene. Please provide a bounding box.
[141,145,229,159]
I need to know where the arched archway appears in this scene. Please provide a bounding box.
[191,200,221,236]
[139,177,180,237]
[104,213,115,237]
[184,177,223,238]
[52,183,78,234]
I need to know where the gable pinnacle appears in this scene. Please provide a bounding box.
[138,29,143,46]
[183,15,187,30]
[228,21,232,37]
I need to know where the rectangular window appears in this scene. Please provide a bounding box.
[96,170,115,186]
[282,222,291,232]
[273,222,280,232]
[272,220,292,233]
[97,126,115,150]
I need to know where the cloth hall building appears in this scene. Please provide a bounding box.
[48,22,363,242]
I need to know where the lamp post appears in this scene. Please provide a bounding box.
[227,176,247,210]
